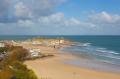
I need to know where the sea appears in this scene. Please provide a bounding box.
[0,35,120,72]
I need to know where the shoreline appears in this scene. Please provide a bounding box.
[60,48,120,73]
[24,46,120,79]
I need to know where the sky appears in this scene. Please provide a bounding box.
[0,0,120,35]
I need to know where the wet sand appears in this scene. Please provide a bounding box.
[24,46,120,79]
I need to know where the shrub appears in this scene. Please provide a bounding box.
[0,46,38,79]
[9,47,29,61]
[11,61,38,79]
[0,70,13,79]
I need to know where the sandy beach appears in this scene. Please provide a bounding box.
[24,46,120,79]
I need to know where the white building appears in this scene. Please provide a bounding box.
[0,42,5,47]
[59,40,64,44]
[29,49,41,58]
[32,41,42,45]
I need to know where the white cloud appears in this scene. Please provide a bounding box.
[38,12,64,24]
[21,0,66,17]
[16,12,83,28]
[64,18,81,26]
[89,11,120,25]
[17,20,34,27]
[0,0,66,22]
[14,2,32,19]
[17,12,94,28]
[38,12,81,26]
[1,9,120,35]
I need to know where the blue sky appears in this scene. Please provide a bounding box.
[56,0,120,19]
[0,0,120,35]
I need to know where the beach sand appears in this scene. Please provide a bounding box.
[24,46,120,79]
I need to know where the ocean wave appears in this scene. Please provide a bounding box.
[62,42,120,65]
[96,49,119,55]
[73,42,91,47]
[96,48,107,50]
[103,55,120,60]
[93,52,120,60]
